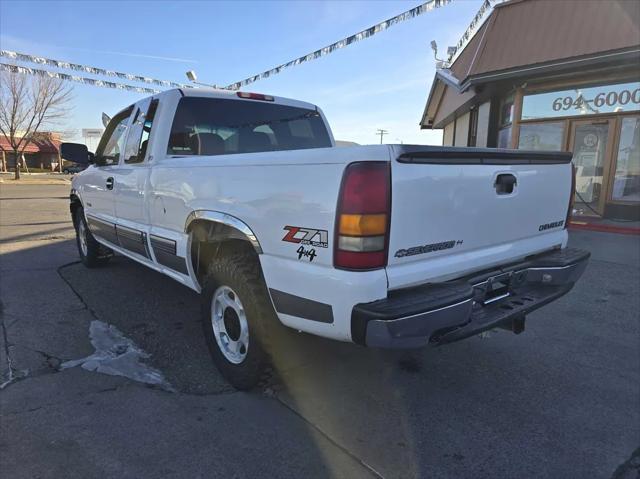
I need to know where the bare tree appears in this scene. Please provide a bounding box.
[0,70,73,179]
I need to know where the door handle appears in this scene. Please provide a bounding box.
[494,174,517,195]
[106,177,114,190]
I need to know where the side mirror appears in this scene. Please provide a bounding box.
[60,142,94,165]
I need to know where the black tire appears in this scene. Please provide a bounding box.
[201,252,275,390]
[74,207,112,268]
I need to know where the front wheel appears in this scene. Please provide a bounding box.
[74,207,112,268]
[201,252,275,390]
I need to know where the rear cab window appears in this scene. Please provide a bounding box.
[167,97,332,156]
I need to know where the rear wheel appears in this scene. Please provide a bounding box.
[74,207,112,268]
[201,251,274,390]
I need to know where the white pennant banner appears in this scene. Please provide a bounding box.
[225,0,454,90]
[447,0,495,63]
[0,63,161,94]
[0,49,193,89]
[2,0,465,94]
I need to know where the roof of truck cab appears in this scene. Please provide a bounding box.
[175,87,319,111]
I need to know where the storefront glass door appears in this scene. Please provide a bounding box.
[569,119,614,216]
[611,116,640,203]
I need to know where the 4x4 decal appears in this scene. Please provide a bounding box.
[282,226,329,248]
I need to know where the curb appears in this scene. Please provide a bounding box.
[569,221,640,236]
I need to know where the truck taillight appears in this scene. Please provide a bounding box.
[566,163,576,228]
[334,162,390,270]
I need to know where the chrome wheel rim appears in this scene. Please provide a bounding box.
[78,219,88,256]
[211,286,249,364]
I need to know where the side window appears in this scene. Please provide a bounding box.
[123,99,158,164]
[95,107,133,166]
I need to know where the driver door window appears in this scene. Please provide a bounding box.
[123,99,158,164]
[96,107,133,166]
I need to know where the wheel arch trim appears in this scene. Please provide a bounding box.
[184,210,262,254]
[69,189,84,218]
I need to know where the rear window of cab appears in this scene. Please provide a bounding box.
[167,97,332,156]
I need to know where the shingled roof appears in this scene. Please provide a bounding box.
[0,133,61,154]
[421,0,640,129]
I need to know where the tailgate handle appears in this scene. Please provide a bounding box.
[494,174,517,195]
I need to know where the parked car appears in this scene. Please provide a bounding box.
[62,163,87,175]
[61,88,589,389]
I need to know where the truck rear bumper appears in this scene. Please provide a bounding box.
[351,248,590,349]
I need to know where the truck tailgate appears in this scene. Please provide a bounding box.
[386,146,573,290]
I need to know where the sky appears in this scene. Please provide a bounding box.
[0,0,486,145]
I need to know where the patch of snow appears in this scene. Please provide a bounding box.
[62,320,172,390]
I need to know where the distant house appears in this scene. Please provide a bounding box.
[0,132,62,170]
[420,0,639,220]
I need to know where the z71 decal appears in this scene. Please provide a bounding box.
[282,226,329,248]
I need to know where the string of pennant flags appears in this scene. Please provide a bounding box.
[0,63,162,94]
[0,49,193,89]
[1,0,496,95]
[447,0,494,63]
[225,0,453,90]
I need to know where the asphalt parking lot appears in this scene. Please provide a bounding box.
[1,183,639,479]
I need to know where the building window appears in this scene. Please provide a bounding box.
[497,93,514,148]
[500,93,514,127]
[497,127,512,148]
[518,122,564,151]
[612,116,640,202]
[468,108,478,147]
[522,81,640,120]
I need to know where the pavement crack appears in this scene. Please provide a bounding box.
[273,395,385,479]
[56,263,175,391]
[0,380,140,417]
[56,261,101,321]
[0,299,18,389]
[611,447,640,479]
[16,344,65,368]
[1,366,61,390]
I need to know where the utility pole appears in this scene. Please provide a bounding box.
[376,129,389,144]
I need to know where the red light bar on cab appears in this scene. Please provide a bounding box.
[236,92,274,102]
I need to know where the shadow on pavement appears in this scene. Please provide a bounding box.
[2,232,639,478]
[1,239,373,478]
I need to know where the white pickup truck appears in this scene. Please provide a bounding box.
[62,88,589,389]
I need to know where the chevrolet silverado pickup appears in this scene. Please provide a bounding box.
[62,88,589,389]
